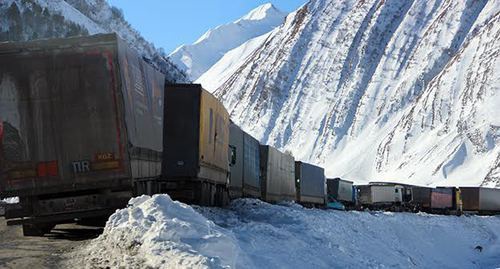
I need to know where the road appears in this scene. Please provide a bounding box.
[0,217,102,269]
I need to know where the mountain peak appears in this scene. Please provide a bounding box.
[238,3,284,22]
[168,3,287,80]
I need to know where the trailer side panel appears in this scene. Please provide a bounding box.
[242,132,260,198]
[479,188,500,211]
[431,188,453,209]
[229,123,244,198]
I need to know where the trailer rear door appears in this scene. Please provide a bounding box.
[0,39,128,196]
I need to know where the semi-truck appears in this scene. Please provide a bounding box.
[0,33,165,235]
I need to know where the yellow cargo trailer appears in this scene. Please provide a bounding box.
[161,84,230,206]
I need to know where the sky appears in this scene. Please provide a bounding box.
[106,0,307,53]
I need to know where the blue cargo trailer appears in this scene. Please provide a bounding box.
[242,131,261,198]
[228,123,261,199]
[295,162,326,206]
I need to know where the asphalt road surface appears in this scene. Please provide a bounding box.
[0,217,102,269]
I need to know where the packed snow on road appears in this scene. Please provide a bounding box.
[70,195,500,268]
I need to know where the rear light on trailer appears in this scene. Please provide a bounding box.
[7,161,59,180]
[37,161,59,177]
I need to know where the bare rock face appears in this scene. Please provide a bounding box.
[213,0,500,186]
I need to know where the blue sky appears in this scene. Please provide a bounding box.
[107,0,307,53]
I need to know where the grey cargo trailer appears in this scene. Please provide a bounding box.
[229,122,244,198]
[260,145,295,203]
[357,184,403,206]
[295,162,325,205]
[161,84,230,206]
[460,187,500,213]
[228,122,260,199]
[327,178,354,204]
[0,33,165,235]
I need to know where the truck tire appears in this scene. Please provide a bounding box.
[22,223,55,237]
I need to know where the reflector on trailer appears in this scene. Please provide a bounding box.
[8,169,37,180]
[37,161,59,177]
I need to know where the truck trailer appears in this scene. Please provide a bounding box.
[326,178,355,209]
[0,33,165,235]
[460,187,500,214]
[295,161,326,206]
[228,122,261,199]
[161,84,230,206]
[357,184,403,209]
[259,145,295,203]
[430,187,454,212]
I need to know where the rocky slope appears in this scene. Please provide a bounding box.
[211,0,500,186]
[169,3,287,80]
[0,0,187,82]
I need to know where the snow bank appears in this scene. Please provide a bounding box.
[74,195,500,268]
[72,195,241,268]
[1,197,19,204]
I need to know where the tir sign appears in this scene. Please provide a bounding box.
[72,160,90,174]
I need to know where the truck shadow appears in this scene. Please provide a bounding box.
[46,226,103,241]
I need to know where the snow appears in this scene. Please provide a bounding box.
[168,3,287,80]
[196,32,274,92]
[1,197,19,204]
[73,195,500,268]
[208,0,500,187]
[238,3,276,21]
[33,0,104,34]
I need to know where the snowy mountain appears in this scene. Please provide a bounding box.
[168,3,287,80]
[0,0,187,82]
[209,0,500,187]
[196,32,273,93]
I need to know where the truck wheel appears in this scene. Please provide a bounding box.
[22,223,55,237]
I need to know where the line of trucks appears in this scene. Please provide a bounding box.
[1,34,499,236]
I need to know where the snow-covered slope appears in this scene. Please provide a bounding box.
[0,0,187,82]
[197,32,274,92]
[70,195,500,268]
[211,0,500,187]
[169,3,287,80]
